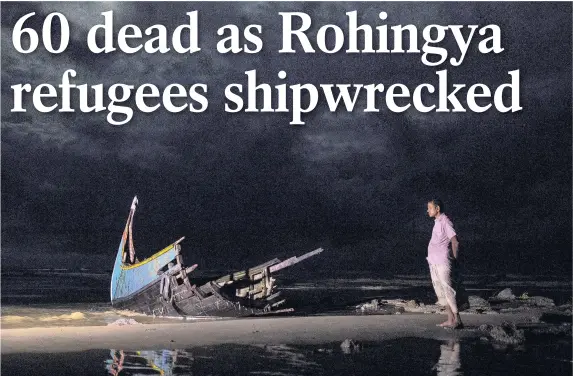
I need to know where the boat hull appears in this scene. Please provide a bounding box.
[110,197,322,318]
[111,273,275,318]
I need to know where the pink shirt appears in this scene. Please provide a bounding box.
[427,214,457,265]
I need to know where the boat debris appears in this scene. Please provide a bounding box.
[110,197,323,318]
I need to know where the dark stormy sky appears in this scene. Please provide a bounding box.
[1,2,571,276]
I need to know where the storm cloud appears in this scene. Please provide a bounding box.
[1,2,571,276]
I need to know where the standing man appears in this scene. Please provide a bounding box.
[426,199,463,329]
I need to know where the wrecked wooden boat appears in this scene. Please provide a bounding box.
[110,197,323,317]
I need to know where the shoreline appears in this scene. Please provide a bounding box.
[1,312,552,354]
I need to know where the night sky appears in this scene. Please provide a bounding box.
[1,2,571,276]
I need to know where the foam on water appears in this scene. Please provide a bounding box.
[38,312,86,322]
[0,304,187,329]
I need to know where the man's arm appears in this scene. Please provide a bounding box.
[450,236,459,259]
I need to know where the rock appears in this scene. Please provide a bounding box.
[494,288,516,300]
[518,292,530,300]
[380,299,407,307]
[420,304,444,314]
[357,299,379,312]
[468,295,491,311]
[479,322,525,345]
[107,318,141,326]
[374,299,427,314]
[557,304,572,312]
[406,300,420,309]
[341,339,360,354]
[524,296,555,307]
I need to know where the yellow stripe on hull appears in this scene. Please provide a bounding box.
[120,237,185,271]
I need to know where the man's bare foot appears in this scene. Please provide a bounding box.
[437,321,453,327]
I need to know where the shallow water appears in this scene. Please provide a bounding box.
[2,270,571,329]
[2,336,571,376]
[2,271,571,374]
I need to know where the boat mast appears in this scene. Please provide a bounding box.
[122,196,138,264]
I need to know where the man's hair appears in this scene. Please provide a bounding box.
[429,199,445,213]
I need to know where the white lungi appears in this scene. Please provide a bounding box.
[429,263,458,313]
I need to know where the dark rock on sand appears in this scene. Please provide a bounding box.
[479,322,525,345]
[340,339,360,354]
[557,304,572,312]
[356,299,417,314]
[522,296,555,307]
[462,296,493,314]
[469,296,491,310]
[387,299,441,314]
[406,299,420,309]
[496,288,516,300]
[357,299,379,312]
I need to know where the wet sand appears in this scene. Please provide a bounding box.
[1,311,544,354]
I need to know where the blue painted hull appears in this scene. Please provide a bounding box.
[111,260,282,317]
[110,197,322,317]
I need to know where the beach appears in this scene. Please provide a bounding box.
[2,311,572,375]
[2,271,571,375]
[0,311,561,353]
